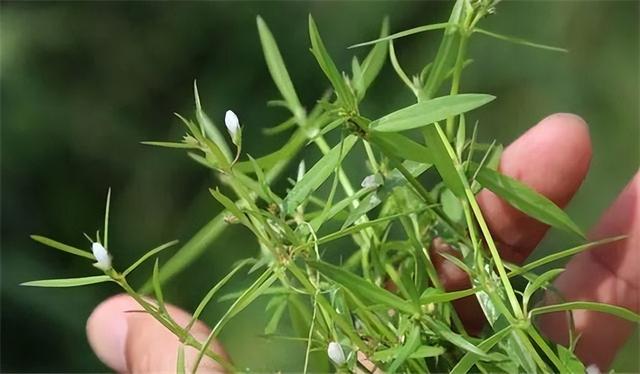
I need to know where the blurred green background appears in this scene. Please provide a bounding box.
[1,1,638,372]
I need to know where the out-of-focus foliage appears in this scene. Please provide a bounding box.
[1,1,637,372]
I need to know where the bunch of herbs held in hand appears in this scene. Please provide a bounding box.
[24,0,638,373]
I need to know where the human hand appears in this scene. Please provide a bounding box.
[87,113,638,372]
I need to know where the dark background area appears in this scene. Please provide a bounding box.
[1,1,638,372]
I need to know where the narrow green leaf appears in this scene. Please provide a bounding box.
[441,188,463,223]
[21,275,111,288]
[508,236,626,277]
[474,28,568,53]
[194,270,277,371]
[369,131,433,165]
[507,331,538,374]
[388,324,421,373]
[209,188,249,226]
[103,188,111,249]
[341,192,381,229]
[419,287,477,304]
[423,0,464,98]
[349,22,452,49]
[193,81,233,161]
[140,214,227,293]
[372,345,445,362]
[371,94,495,132]
[451,326,511,374]
[523,268,565,308]
[557,345,586,373]
[123,240,180,276]
[426,318,489,358]
[263,117,297,136]
[530,302,640,323]
[355,18,389,98]
[307,260,417,314]
[140,141,199,149]
[256,16,303,112]
[188,259,253,330]
[152,259,166,313]
[309,118,346,142]
[309,188,369,231]
[455,114,466,158]
[264,297,288,334]
[30,235,94,260]
[283,135,358,214]
[423,123,466,197]
[174,113,203,142]
[389,40,416,94]
[308,15,355,110]
[235,130,308,173]
[474,166,585,237]
[317,211,414,245]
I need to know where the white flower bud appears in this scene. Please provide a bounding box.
[586,365,600,374]
[224,110,240,141]
[327,341,346,366]
[297,160,306,182]
[92,242,112,271]
[361,174,382,189]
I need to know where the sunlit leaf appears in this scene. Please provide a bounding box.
[474,166,585,237]
[530,302,640,323]
[307,260,417,314]
[422,123,466,197]
[283,136,358,214]
[451,326,511,374]
[372,345,445,362]
[30,235,94,260]
[474,28,568,53]
[341,192,381,229]
[308,15,355,110]
[21,275,112,288]
[141,141,200,149]
[354,18,389,99]
[123,240,179,276]
[388,324,421,373]
[350,22,452,49]
[426,318,489,358]
[369,131,433,165]
[523,268,564,309]
[257,16,303,112]
[371,94,495,132]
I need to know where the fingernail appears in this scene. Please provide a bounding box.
[86,294,134,372]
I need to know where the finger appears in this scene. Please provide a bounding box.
[476,112,592,263]
[87,293,227,373]
[541,172,640,370]
[431,113,592,333]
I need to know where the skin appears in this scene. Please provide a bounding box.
[87,113,639,373]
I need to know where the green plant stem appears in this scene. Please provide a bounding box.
[393,161,467,243]
[445,34,469,139]
[527,326,568,373]
[513,329,552,373]
[117,276,236,372]
[465,188,523,319]
[314,134,378,280]
[287,261,368,351]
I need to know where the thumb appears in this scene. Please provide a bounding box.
[86,294,227,373]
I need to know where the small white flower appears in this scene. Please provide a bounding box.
[361,174,382,189]
[224,110,241,141]
[297,160,306,182]
[327,341,346,366]
[92,242,112,271]
[585,365,600,374]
